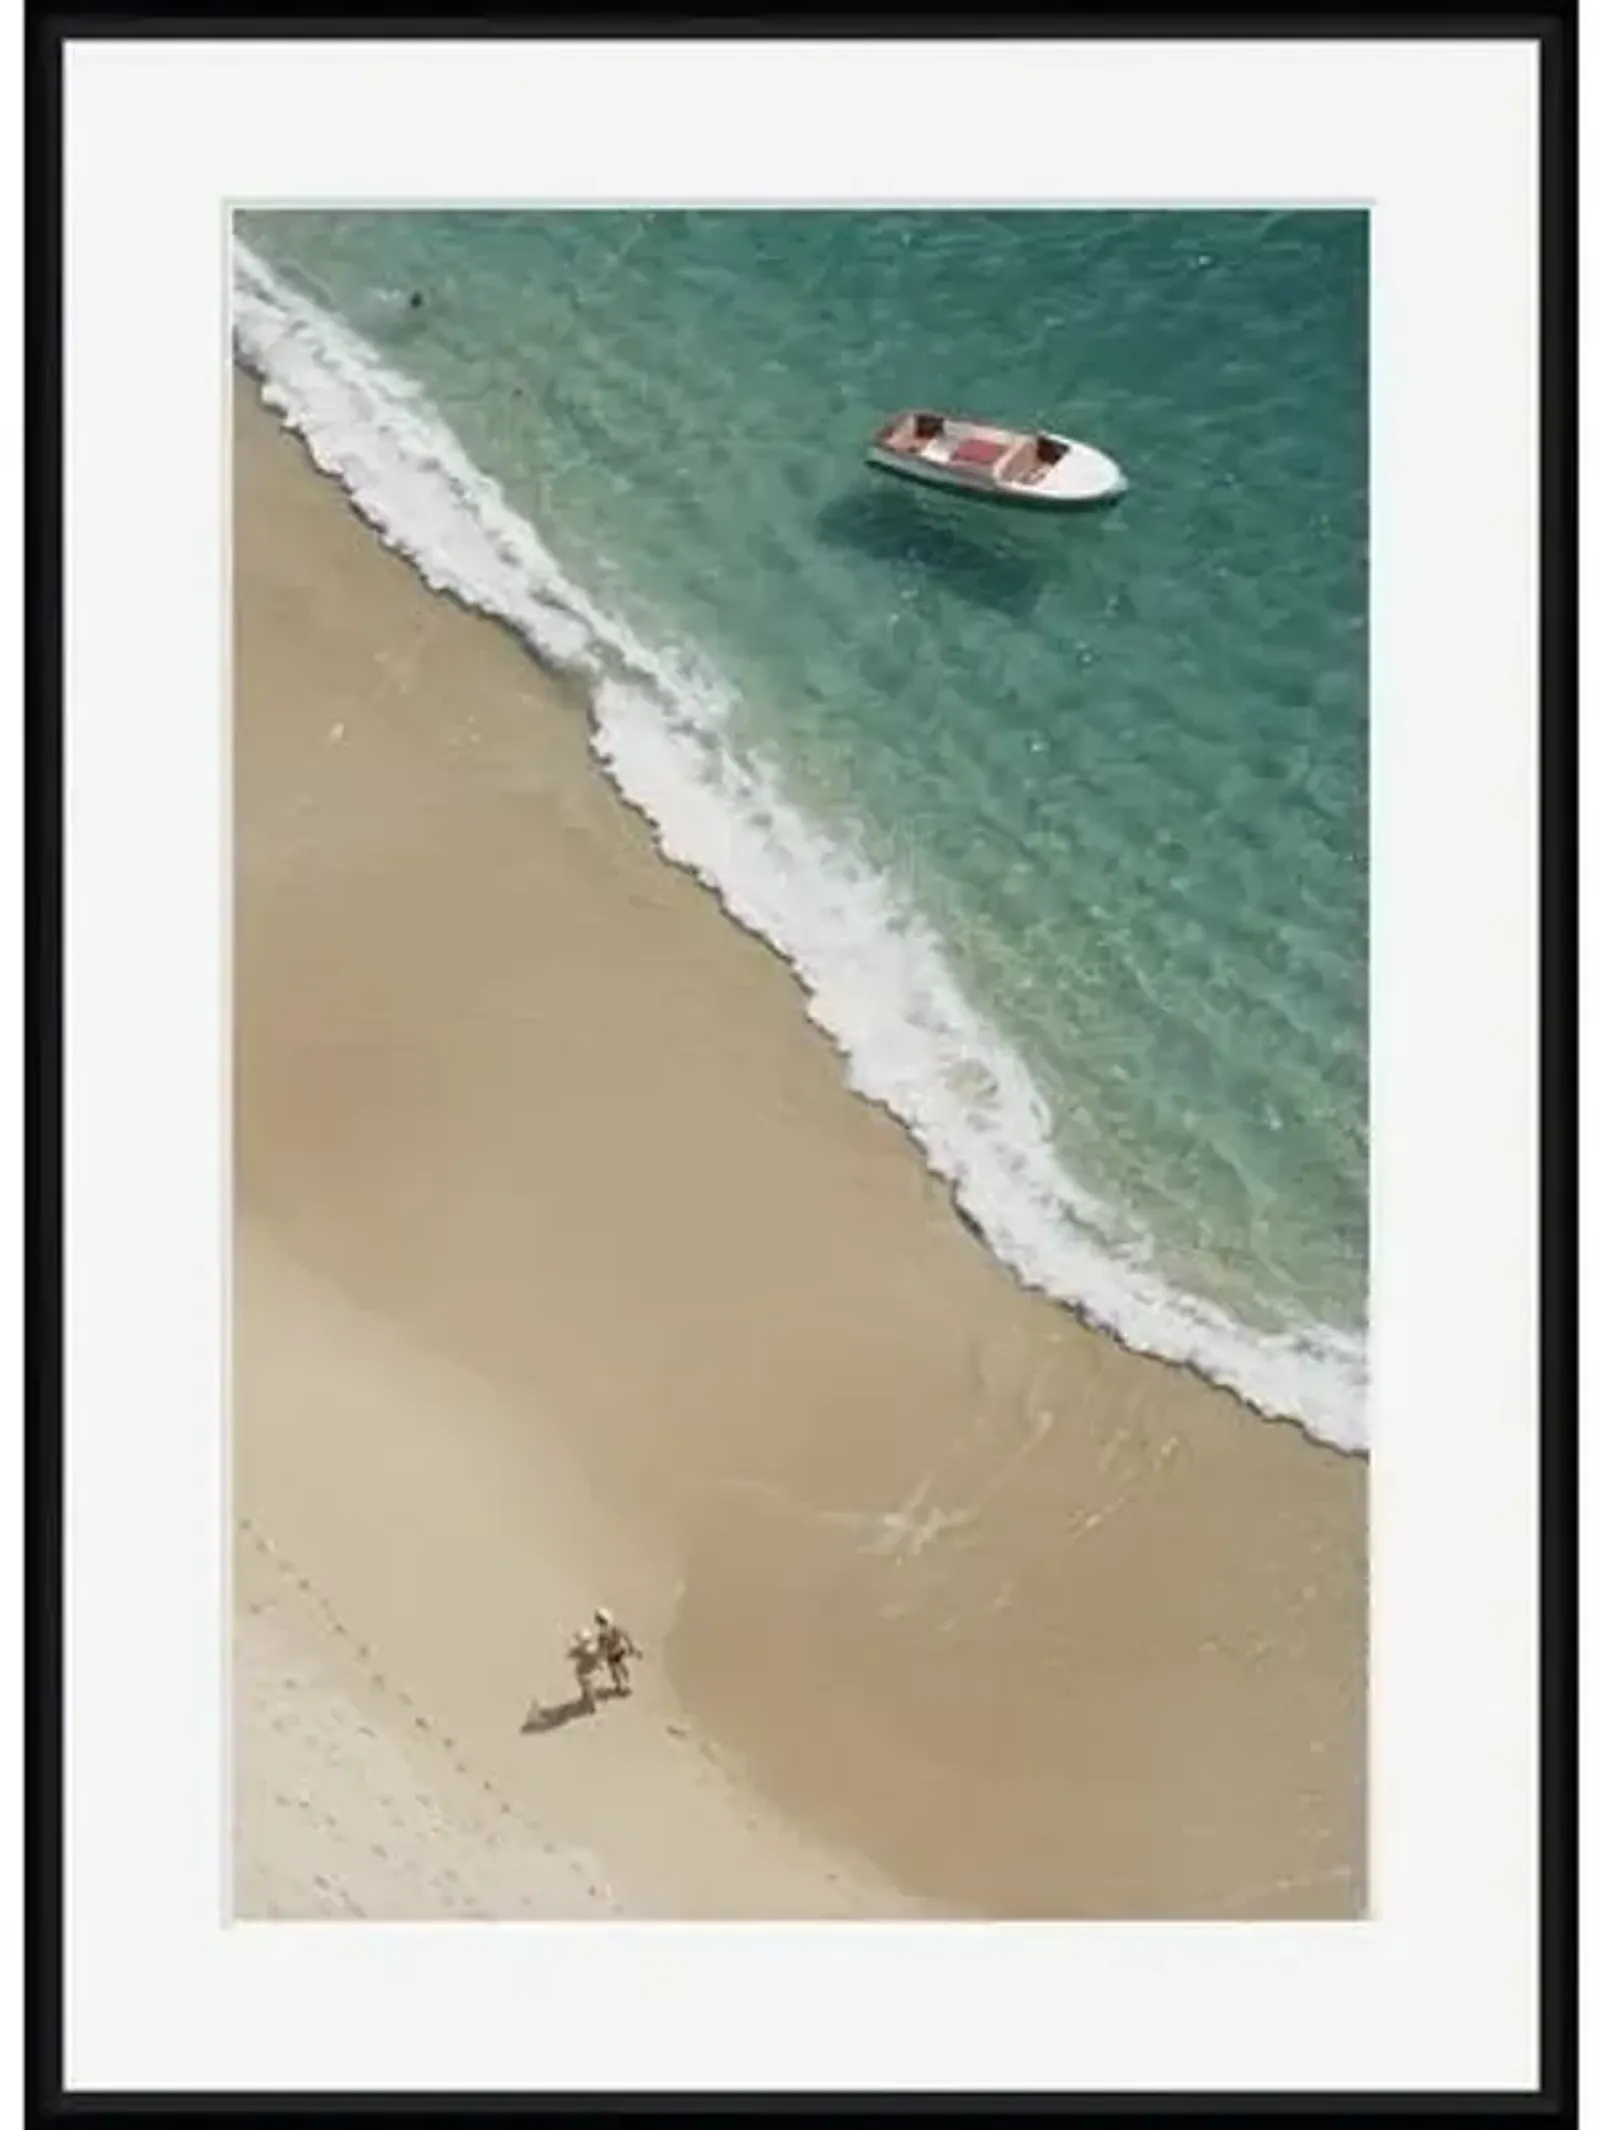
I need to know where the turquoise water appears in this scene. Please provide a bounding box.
[233,209,1368,1446]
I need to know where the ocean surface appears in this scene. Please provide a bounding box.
[232,210,1368,1450]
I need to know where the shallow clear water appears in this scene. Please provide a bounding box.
[234,208,1368,1446]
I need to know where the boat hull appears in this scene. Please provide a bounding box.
[865,438,1127,511]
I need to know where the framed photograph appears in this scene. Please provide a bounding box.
[36,17,1565,2111]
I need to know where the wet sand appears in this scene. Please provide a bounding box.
[233,376,1366,1918]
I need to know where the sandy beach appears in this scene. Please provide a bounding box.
[232,377,1367,1919]
[232,1223,905,1918]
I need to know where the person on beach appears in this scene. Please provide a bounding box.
[592,1608,641,1697]
[566,1626,603,1712]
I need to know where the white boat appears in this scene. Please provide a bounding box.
[866,410,1127,509]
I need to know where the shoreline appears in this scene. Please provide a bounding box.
[233,373,1367,1918]
[233,237,1367,1453]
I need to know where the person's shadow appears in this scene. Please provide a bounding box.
[519,1683,624,1735]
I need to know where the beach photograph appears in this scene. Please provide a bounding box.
[230,207,1369,1924]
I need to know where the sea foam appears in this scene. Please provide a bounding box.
[232,240,1367,1451]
